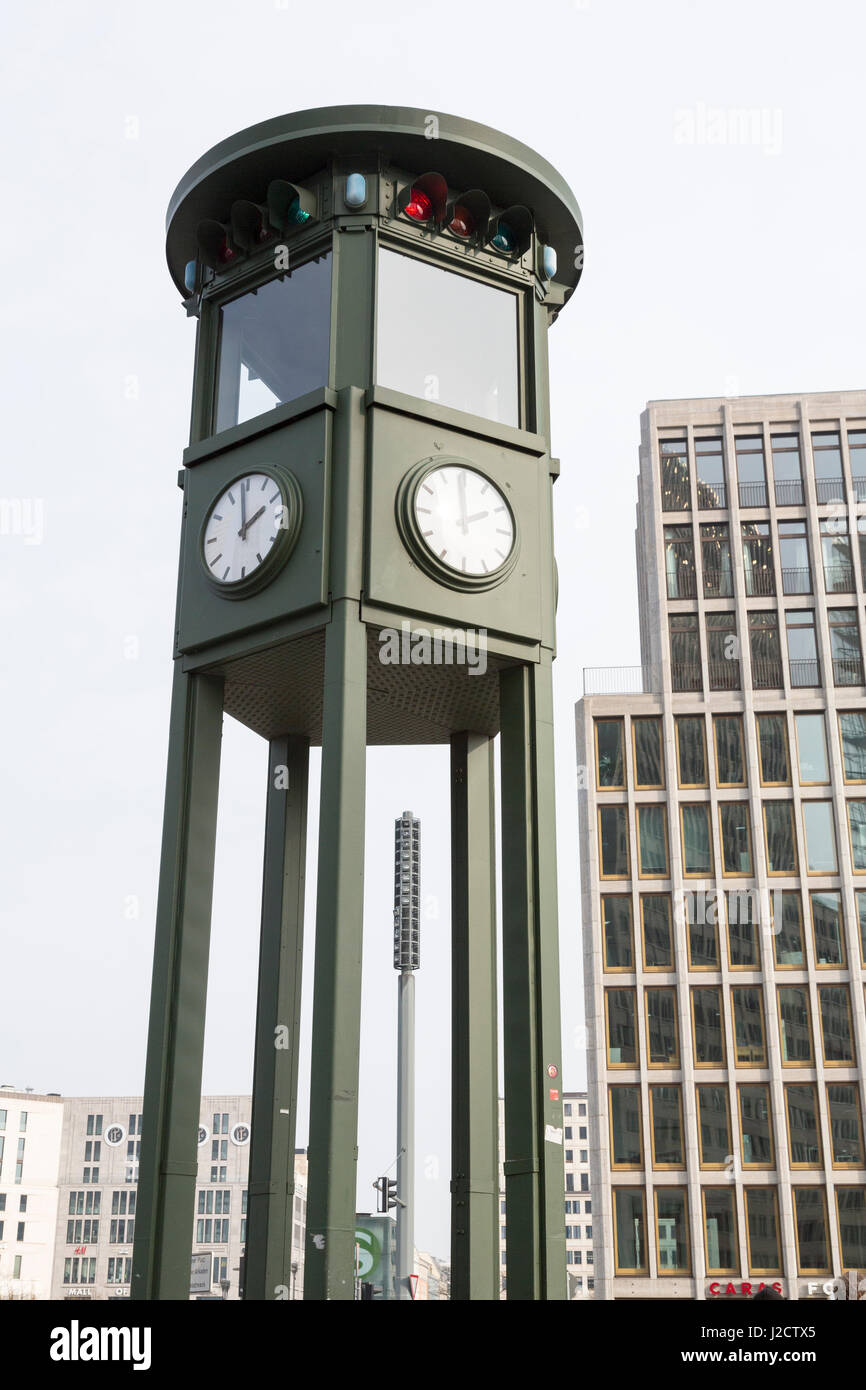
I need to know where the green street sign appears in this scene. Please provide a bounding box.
[354,1226,382,1280]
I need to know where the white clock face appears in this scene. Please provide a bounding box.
[202,473,285,584]
[413,466,514,576]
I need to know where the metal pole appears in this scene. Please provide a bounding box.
[396,969,415,1299]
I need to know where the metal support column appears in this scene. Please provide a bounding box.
[131,664,224,1300]
[245,735,310,1300]
[396,969,415,1299]
[304,600,367,1300]
[499,657,566,1301]
[450,732,499,1301]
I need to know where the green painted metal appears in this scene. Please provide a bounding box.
[450,732,499,1301]
[499,656,566,1301]
[131,665,224,1300]
[303,598,368,1300]
[244,735,309,1301]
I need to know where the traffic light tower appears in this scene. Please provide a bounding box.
[131,106,584,1302]
[394,810,420,1300]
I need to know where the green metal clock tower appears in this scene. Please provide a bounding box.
[130,105,584,1302]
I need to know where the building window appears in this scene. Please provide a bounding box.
[745,1188,782,1274]
[756,713,789,786]
[771,891,804,968]
[811,431,844,503]
[802,803,839,875]
[725,890,758,966]
[739,1084,774,1167]
[839,712,866,782]
[681,804,713,877]
[835,1187,866,1269]
[655,1188,690,1273]
[697,1086,731,1168]
[794,712,829,784]
[763,801,798,875]
[736,435,767,507]
[719,806,753,877]
[0,1110,5,1130]
[691,986,725,1066]
[707,612,740,691]
[605,989,637,1067]
[695,436,726,508]
[595,718,625,788]
[700,521,732,596]
[602,896,633,970]
[786,609,820,687]
[856,892,866,964]
[778,519,811,594]
[609,1086,642,1169]
[849,430,866,497]
[613,1189,647,1273]
[676,716,707,787]
[749,610,783,688]
[810,890,845,966]
[650,1085,684,1168]
[793,1187,830,1274]
[785,1083,822,1169]
[641,894,673,970]
[686,891,719,968]
[827,1085,864,1168]
[660,439,691,511]
[669,613,702,691]
[217,255,332,434]
[828,607,863,685]
[821,517,855,593]
[771,432,803,505]
[778,985,814,1065]
[742,521,774,595]
[847,800,866,871]
[633,717,664,789]
[703,1189,739,1275]
[637,805,669,878]
[819,985,855,1065]
[664,524,696,598]
[598,806,630,880]
[645,987,679,1067]
[579,1126,587,1140]
[732,986,766,1066]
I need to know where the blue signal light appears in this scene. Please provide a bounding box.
[491,221,515,252]
[183,260,197,294]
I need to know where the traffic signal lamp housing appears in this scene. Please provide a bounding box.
[443,188,491,244]
[374,1177,400,1213]
[488,204,533,258]
[397,171,448,225]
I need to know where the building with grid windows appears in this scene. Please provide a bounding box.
[498,1092,595,1298]
[578,391,866,1299]
[0,1088,64,1299]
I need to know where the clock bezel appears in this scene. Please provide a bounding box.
[396,455,520,592]
[199,463,303,599]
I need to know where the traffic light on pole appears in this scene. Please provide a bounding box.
[442,188,491,245]
[397,172,448,226]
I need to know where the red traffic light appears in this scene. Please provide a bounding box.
[398,172,448,225]
[195,219,237,270]
[230,200,274,252]
[444,189,491,243]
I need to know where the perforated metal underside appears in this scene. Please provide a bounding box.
[217,626,505,745]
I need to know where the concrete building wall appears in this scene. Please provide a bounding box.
[0,1089,63,1300]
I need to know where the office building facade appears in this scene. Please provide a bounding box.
[578,391,866,1299]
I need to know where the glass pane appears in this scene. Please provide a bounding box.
[610,1087,642,1166]
[656,1189,689,1272]
[661,442,690,511]
[651,1087,683,1165]
[858,892,866,963]
[687,892,719,966]
[778,986,813,1064]
[726,890,758,965]
[606,990,637,1066]
[733,987,765,1065]
[682,805,713,875]
[596,720,625,787]
[692,987,725,1065]
[377,248,518,426]
[614,1190,646,1271]
[676,717,707,785]
[602,896,633,970]
[634,718,664,787]
[697,1087,730,1165]
[827,1085,864,1165]
[646,988,679,1065]
[803,803,838,874]
[641,895,673,969]
[811,891,845,966]
[746,1189,780,1271]
[216,257,332,432]
[740,1085,773,1165]
[819,986,854,1063]
[849,801,866,870]
[786,1085,822,1166]
[836,1188,866,1268]
[704,1189,738,1272]
[794,1188,829,1271]
[757,714,789,784]
[720,805,753,876]
[714,716,745,784]
[794,714,828,783]
[599,807,629,878]
[764,802,797,874]
[772,891,804,967]
[839,712,866,781]
[638,806,668,876]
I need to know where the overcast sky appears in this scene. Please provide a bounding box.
[2,0,864,1259]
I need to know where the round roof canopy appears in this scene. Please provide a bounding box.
[165,104,584,298]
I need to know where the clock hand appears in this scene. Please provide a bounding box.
[238,505,266,540]
[464,511,489,524]
[458,471,469,535]
[240,479,247,532]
